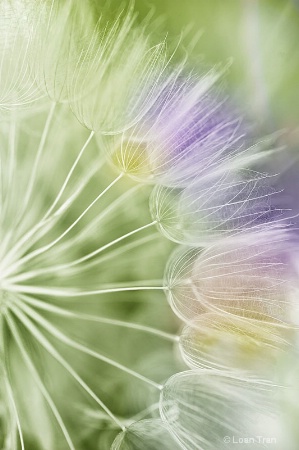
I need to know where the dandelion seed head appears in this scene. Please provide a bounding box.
[179,313,294,373]
[103,67,248,185]
[160,370,285,450]
[0,100,177,447]
[0,0,42,113]
[25,0,95,103]
[165,231,295,325]
[69,7,169,134]
[0,1,297,448]
[150,169,283,245]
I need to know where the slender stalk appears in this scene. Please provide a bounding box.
[15,301,163,390]
[1,314,24,450]
[2,159,102,269]
[47,183,141,257]
[3,374,24,450]
[10,305,126,431]
[43,130,95,220]
[126,402,160,425]
[41,221,157,272]
[18,102,57,223]
[4,234,158,282]
[0,120,18,262]
[19,294,178,342]
[2,173,123,279]
[3,284,166,297]
[1,120,16,224]
[5,312,76,450]
[1,129,97,271]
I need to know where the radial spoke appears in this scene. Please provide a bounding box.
[43,130,95,220]
[3,283,166,297]
[4,233,158,282]
[1,314,25,450]
[18,102,57,226]
[14,301,163,390]
[9,304,126,431]
[18,294,178,342]
[2,173,124,279]
[5,311,76,450]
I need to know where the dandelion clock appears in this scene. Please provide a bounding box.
[0,1,298,449]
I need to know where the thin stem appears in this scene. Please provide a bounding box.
[2,173,123,279]
[2,159,102,270]
[0,121,18,264]
[68,233,158,273]
[19,294,178,342]
[3,283,165,297]
[4,234,158,283]
[3,408,17,450]
[1,120,16,225]
[1,314,24,450]
[47,221,158,271]
[10,304,125,432]
[19,102,57,222]
[3,373,24,450]
[125,402,160,426]
[4,221,157,281]
[15,301,163,390]
[1,130,96,270]
[43,130,95,220]
[46,183,141,257]
[5,311,76,450]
